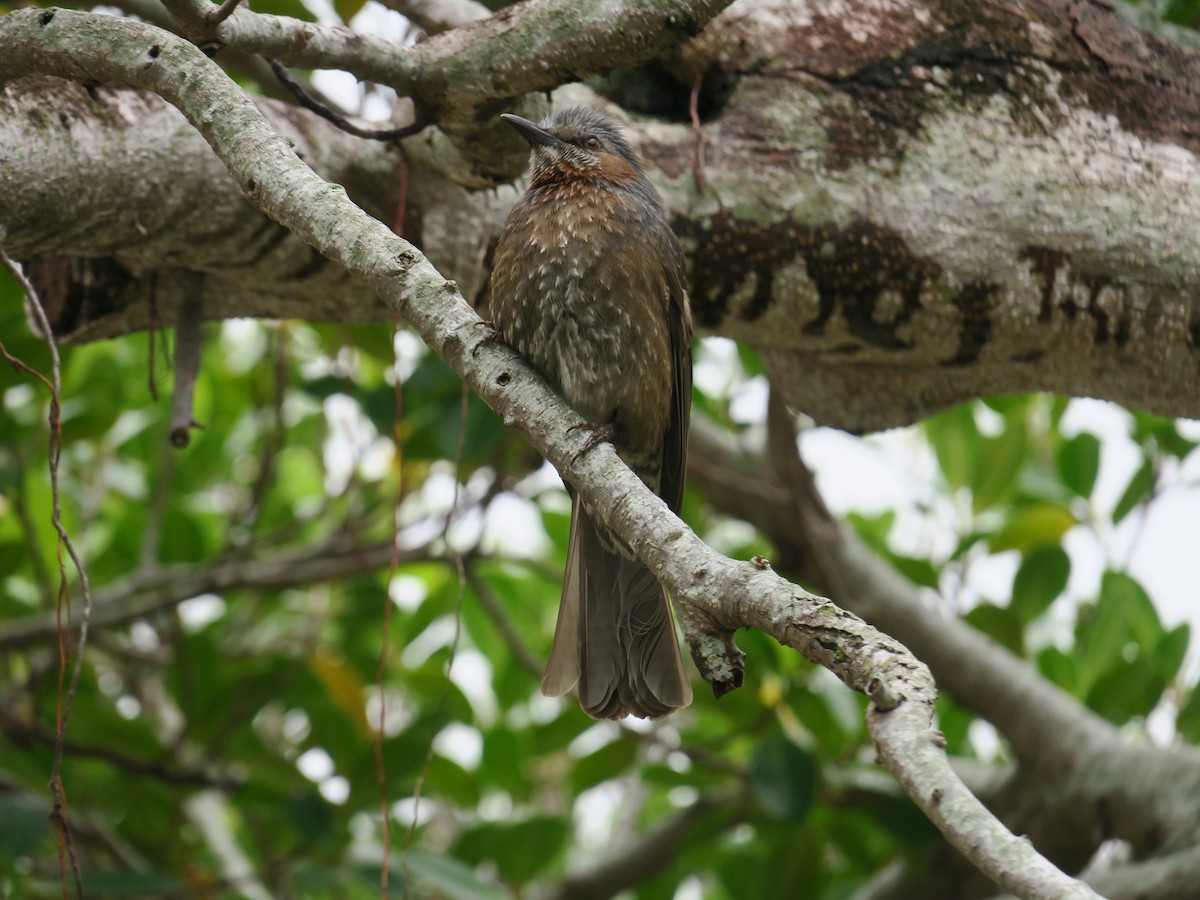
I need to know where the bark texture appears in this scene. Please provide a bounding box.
[3,0,1200,430]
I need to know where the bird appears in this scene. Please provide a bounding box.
[487,106,693,720]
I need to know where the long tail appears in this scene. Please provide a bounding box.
[541,498,692,719]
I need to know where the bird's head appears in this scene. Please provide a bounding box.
[501,107,645,188]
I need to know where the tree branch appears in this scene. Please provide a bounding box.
[8,3,1200,430]
[377,0,489,35]
[159,0,736,181]
[0,537,407,648]
[0,11,1103,897]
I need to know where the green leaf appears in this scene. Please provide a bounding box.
[1154,624,1191,683]
[989,503,1076,553]
[1011,545,1070,622]
[751,734,816,823]
[1057,432,1101,498]
[1131,411,1199,459]
[847,510,895,555]
[453,818,568,886]
[335,0,369,24]
[886,553,940,589]
[1112,456,1155,524]
[250,0,317,23]
[1037,647,1079,694]
[404,850,506,900]
[569,738,638,793]
[285,791,333,843]
[0,539,25,578]
[963,603,1024,657]
[971,416,1026,512]
[925,404,978,491]
[1077,572,1164,691]
[0,794,50,858]
[737,343,766,377]
[1097,572,1164,656]
[1176,685,1200,744]
[1085,659,1165,723]
[81,871,187,894]
[423,755,481,809]
[980,395,1030,415]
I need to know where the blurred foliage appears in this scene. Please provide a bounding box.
[3,253,1198,898]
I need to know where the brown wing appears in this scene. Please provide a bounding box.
[656,222,692,514]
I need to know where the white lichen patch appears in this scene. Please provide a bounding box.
[871,60,1200,282]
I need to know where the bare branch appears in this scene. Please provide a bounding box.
[0,538,412,648]
[158,0,736,180]
[266,58,429,142]
[377,0,489,35]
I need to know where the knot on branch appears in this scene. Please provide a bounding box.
[866,672,903,711]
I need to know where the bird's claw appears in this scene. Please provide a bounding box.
[569,421,615,462]
[473,320,503,355]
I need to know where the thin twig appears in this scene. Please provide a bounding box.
[392,152,409,237]
[1,245,91,900]
[205,0,242,28]
[689,72,708,193]
[267,59,428,142]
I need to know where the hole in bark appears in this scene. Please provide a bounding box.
[148,45,161,59]
[495,372,512,387]
[40,10,55,24]
[246,178,256,193]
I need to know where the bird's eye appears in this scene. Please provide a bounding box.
[584,136,601,150]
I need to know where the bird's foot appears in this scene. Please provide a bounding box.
[569,421,615,462]
[473,320,504,355]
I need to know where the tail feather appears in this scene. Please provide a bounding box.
[542,497,690,720]
[621,563,692,716]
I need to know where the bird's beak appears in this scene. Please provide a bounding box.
[501,113,559,148]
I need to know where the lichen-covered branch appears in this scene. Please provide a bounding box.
[6,0,1200,429]
[160,0,735,181]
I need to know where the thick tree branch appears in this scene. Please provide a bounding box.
[160,0,736,181]
[6,2,1200,429]
[0,11,1103,897]
[1082,844,1200,900]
